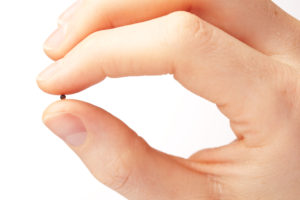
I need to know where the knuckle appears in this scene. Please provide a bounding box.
[105,155,132,192]
[96,136,148,193]
[272,63,300,114]
[101,150,134,191]
[166,11,214,48]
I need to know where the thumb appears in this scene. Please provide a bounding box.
[42,99,210,199]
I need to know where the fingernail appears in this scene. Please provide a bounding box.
[59,1,80,24]
[44,113,87,146]
[37,62,61,81]
[44,26,65,50]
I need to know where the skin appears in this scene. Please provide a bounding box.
[37,0,300,199]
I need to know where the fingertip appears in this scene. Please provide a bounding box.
[43,23,73,61]
[43,45,64,61]
[36,61,85,96]
[42,99,86,117]
[36,76,58,96]
[43,34,67,61]
[36,73,49,95]
[42,99,72,121]
[42,100,91,147]
[42,99,105,124]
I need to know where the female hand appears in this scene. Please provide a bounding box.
[37,0,300,199]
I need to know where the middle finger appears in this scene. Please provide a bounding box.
[45,0,300,64]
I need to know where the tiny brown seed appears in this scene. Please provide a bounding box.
[60,95,66,100]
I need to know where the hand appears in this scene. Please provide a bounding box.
[37,0,300,199]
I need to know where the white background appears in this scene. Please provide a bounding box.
[0,0,299,199]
